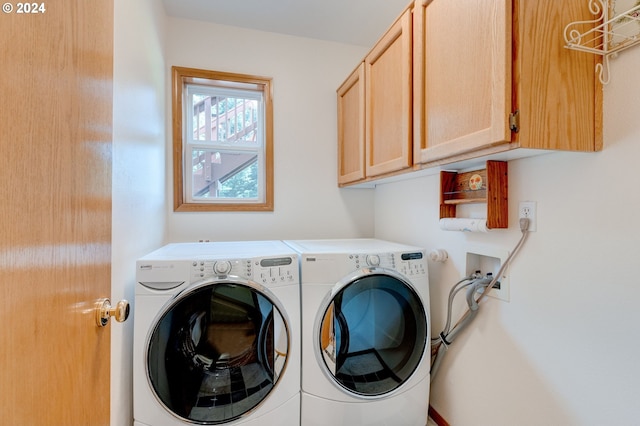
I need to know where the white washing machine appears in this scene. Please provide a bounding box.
[284,239,430,426]
[133,241,300,426]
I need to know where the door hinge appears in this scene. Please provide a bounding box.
[509,110,520,133]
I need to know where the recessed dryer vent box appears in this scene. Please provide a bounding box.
[465,245,509,302]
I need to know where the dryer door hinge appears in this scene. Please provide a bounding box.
[509,110,520,133]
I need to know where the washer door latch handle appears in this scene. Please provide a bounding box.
[95,298,130,327]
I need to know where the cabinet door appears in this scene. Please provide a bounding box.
[413,0,512,164]
[337,63,366,185]
[365,9,413,177]
[515,0,601,152]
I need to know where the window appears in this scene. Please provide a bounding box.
[172,66,273,211]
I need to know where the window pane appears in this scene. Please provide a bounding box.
[191,149,260,201]
[190,92,260,145]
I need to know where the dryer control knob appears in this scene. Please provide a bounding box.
[214,261,232,275]
[366,254,380,266]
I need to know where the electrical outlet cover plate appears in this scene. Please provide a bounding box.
[518,201,537,232]
[465,245,509,302]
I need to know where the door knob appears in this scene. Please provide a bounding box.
[95,298,130,327]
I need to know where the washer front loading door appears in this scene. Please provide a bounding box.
[146,277,291,424]
[315,268,428,398]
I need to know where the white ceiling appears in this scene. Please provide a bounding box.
[161,0,412,47]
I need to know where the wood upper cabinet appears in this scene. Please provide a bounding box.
[365,8,413,178]
[413,0,511,163]
[412,0,601,166]
[337,0,601,186]
[337,63,366,185]
[337,7,413,186]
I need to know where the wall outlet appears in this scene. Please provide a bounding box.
[518,201,537,232]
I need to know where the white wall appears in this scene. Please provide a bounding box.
[112,0,167,424]
[164,18,374,242]
[374,53,640,424]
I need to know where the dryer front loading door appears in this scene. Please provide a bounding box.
[316,268,427,397]
[146,277,291,424]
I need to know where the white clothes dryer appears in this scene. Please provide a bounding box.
[134,241,300,426]
[284,239,430,426]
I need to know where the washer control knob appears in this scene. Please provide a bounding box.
[366,255,380,266]
[214,261,232,275]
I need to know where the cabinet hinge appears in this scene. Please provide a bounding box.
[509,110,520,133]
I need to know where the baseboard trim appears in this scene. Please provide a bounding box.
[428,405,450,426]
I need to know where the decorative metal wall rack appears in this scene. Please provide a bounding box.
[564,0,640,84]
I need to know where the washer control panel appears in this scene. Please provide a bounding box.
[190,256,297,284]
[347,251,426,277]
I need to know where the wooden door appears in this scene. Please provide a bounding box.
[365,8,413,178]
[413,0,512,164]
[337,63,366,186]
[0,1,114,425]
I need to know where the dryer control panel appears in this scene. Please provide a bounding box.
[397,252,427,277]
[347,252,395,269]
[346,251,426,277]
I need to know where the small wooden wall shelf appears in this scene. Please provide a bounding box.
[440,160,508,229]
